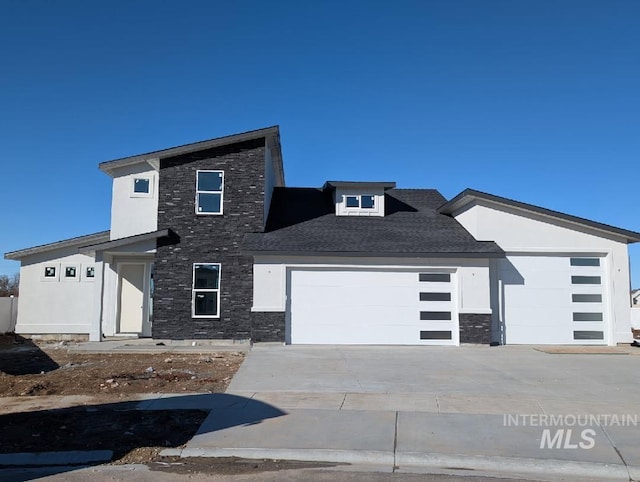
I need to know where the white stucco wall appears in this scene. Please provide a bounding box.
[15,249,97,334]
[252,255,491,315]
[109,163,159,240]
[453,201,633,344]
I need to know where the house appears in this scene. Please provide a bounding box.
[632,289,640,306]
[5,126,640,346]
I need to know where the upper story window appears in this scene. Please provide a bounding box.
[131,176,153,198]
[196,170,224,215]
[325,181,394,218]
[345,195,375,209]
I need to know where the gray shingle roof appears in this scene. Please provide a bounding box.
[242,188,503,257]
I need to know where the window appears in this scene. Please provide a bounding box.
[573,330,604,340]
[344,194,375,209]
[570,258,600,267]
[572,294,602,303]
[44,266,56,278]
[86,266,95,278]
[420,311,451,320]
[134,178,150,194]
[420,292,451,301]
[192,263,221,317]
[346,196,359,208]
[573,312,603,322]
[131,176,153,198]
[65,266,77,278]
[571,276,601,285]
[419,273,451,282]
[361,195,375,209]
[420,331,452,340]
[196,171,224,214]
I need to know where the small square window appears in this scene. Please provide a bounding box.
[345,196,359,208]
[44,266,56,278]
[86,267,95,278]
[361,195,375,209]
[133,178,150,194]
[65,266,77,278]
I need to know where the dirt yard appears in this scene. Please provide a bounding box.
[0,335,245,465]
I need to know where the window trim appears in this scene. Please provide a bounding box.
[41,264,60,282]
[192,263,221,318]
[195,170,224,215]
[131,176,153,198]
[343,194,375,210]
[62,264,80,282]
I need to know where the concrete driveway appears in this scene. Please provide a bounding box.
[182,345,640,480]
[226,345,640,415]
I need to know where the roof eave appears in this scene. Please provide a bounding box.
[4,230,111,260]
[99,126,281,177]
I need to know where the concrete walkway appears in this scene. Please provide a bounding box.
[175,345,640,480]
[65,338,250,354]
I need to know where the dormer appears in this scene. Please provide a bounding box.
[324,181,396,217]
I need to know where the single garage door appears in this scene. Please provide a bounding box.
[499,255,608,345]
[288,269,459,345]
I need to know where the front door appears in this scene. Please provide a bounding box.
[118,263,146,334]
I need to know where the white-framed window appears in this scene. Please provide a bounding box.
[192,263,221,318]
[344,194,375,209]
[82,264,96,282]
[131,176,153,198]
[63,264,80,282]
[195,170,224,215]
[42,264,60,282]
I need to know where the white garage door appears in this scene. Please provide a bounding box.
[289,269,459,345]
[499,255,608,345]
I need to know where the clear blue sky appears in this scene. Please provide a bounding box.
[1,1,639,285]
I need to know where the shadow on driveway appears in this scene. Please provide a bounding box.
[0,393,286,482]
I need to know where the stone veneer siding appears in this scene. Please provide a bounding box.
[458,313,491,344]
[153,138,278,340]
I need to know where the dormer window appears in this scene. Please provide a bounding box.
[345,195,375,209]
[324,181,395,218]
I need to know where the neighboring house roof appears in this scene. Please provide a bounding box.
[242,188,504,257]
[4,231,111,260]
[323,181,396,190]
[99,125,285,186]
[438,189,640,243]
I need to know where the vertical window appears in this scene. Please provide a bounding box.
[192,263,221,317]
[86,267,95,278]
[196,171,224,214]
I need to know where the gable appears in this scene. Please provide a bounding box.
[453,200,630,252]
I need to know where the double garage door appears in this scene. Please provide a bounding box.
[499,255,609,345]
[289,269,458,345]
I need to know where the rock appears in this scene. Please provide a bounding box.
[164,358,173,363]
[105,379,114,384]
[145,367,154,373]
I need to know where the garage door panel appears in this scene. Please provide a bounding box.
[290,269,458,345]
[500,256,607,345]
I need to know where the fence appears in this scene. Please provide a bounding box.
[0,297,18,334]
